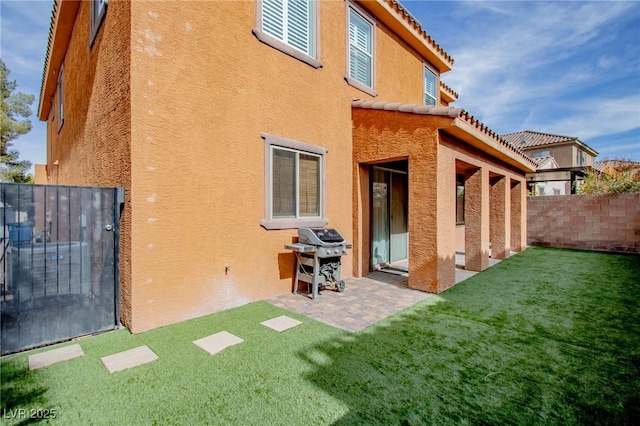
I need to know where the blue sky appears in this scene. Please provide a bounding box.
[1,0,639,174]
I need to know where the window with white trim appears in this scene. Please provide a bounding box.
[577,150,587,166]
[424,67,437,106]
[531,150,551,158]
[262,0,316,57]
[348,7,374,88]
[272,147,321,218]
[57,64,64,131]
[261,133,327,229]
[90,0,107,47]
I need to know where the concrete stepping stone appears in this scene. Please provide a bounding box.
[28,344,84,370]
[193,331,243,355]
[260,315,302,332]
[101,345,158,373]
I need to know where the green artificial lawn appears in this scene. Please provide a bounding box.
[1,247,639,425]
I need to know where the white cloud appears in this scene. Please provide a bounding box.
[431,1,639,143]
[543,94,640,139]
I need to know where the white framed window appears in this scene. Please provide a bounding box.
[90,0,107,47]
[261,133,327,230]
[57,63,64,132]
[531,150,551,158]
[253,0,321,68]
[347,6,374,93]
[424,66,437,106]
[577,150,587,166]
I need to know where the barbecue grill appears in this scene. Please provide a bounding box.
[284,228,352,300]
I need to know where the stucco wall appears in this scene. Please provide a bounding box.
[126,0,433,332]
[352,109,441,292]
[45,1,133,325]
[352,111,528,294]
[438,133,527,287]
[528,193,640,253]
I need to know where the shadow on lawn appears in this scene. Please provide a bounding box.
[0,358,50,424]
[300,249,640,425]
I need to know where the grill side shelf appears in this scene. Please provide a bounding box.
[284,243,317,253]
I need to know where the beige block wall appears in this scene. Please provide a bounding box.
[528,193,640,253]
[127,0,431,331]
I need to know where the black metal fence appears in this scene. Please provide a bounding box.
[1,183,123,355]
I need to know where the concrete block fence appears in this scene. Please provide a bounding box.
[527,193,640,254]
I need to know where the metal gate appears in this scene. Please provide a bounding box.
[1,183,123,355]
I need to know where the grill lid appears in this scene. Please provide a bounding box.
[298,228,345,246]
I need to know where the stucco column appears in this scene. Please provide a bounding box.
[510,180,523,251]
[353,164,370,277]
[490,176,507,259]
[465,167,490,271]
[408,155,439,293]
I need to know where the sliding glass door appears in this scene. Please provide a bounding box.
[371,167,408,268]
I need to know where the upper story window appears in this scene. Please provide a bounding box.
[263,0,315,56]
[253,0,321,68]
[57,64,64,132]
[347,7,374,92]
[577,150,587,166]
[531,150,551,158]
[424,67,437,105]
[261,133,327,230]
[90,0,107,47]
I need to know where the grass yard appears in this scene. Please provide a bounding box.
[1,247,639,425]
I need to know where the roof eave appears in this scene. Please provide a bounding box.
[576,140,599,157]
[357,0,453,73]
[444,119,537,173]
[37,0,80,121]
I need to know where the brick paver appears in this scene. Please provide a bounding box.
[267,271,432,332]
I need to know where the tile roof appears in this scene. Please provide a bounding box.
[594,159,640,173]
[37,0,58,114]
[531,155,559,169]
[501,130,578,149]
[386,0,454,67]
[439,81,458,102]
[352,100,536,169]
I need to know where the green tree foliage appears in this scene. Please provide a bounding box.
[579,159,640,194]
[1,59,35,183]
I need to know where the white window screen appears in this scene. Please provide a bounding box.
[262,0,315,57]
[349,9,373,87]
[424,67,437,106]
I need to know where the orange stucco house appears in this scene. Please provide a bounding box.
[37,0,535,333]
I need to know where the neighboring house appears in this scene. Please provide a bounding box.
[502,130,598,195]
[36,0,535,333]
[594,159,640,176]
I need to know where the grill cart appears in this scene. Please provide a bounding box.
[285,228,351,300]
